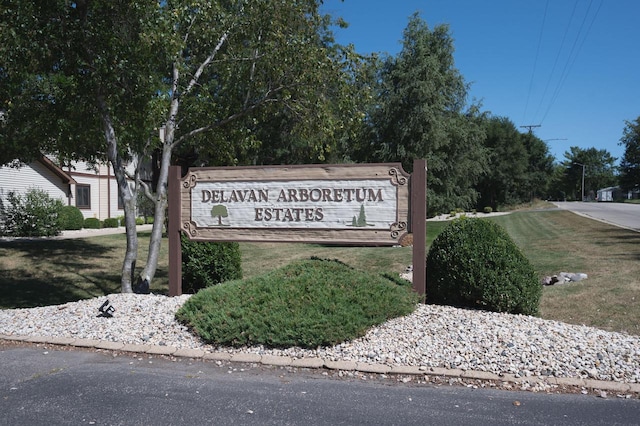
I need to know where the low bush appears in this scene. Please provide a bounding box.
[146,216,154,224]
[83,217,101,229]
[0,189,64,237]
[483,206,493,214]
[103,218,119,228]
[181,235,243,293]
[59,205,84,230]
[175,257,420,348]
[135,217,145,225]
[426,218,541,316]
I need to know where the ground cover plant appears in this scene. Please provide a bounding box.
[1,208,638,335]
[175,258,420,348]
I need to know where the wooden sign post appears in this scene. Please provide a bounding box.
[168,161,426,298]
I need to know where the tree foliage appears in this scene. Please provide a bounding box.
[619,117,640,192]
[1,0,363,291]
[349,14,487,216]
[1,0,160,291]
[475,117,553,210]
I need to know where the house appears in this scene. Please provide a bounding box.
[0,155,142,220]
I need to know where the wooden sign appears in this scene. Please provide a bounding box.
[168,160,427,297]
[178,163,410,245]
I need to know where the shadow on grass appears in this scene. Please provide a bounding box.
[0,237,114,261]
[590,227,640,260]
[0,269,120,308]
[0,239,120,308]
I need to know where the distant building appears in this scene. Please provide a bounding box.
[596,186,626,202]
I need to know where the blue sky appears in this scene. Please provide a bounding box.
[321,0,639,164]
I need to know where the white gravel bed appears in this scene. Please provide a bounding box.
[1,293,639,384]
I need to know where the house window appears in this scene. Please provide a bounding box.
[76,185,91,209]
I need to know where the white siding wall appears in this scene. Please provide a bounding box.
[0,162,69,204]
[68,161,126,220]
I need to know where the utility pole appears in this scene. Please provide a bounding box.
[574,162,585,201]
[520,124,541,133]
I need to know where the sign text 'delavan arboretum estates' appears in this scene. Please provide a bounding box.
[178,163,410,245]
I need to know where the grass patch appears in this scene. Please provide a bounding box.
[0,232,168,308]
[175,258,420,348]
[488,211,640,335]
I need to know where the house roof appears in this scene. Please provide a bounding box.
[37,155,77,185]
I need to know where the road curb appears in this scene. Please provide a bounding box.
[2,334,638,396]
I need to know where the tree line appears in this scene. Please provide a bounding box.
[1,2,638,291]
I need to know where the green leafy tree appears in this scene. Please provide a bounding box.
[0,0,160,291]
[351,14,487,216]
[471,116,554,210]
[476,117,528,210]
[1,1,358,291]
[521,132,554,202]
[619,117,640,193]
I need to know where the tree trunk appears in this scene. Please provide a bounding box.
[98,96,137,293]
[140,188,167,284]
[140,126,175,284]
[120,193,139,293]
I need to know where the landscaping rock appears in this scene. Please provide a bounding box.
[542,272,588,285]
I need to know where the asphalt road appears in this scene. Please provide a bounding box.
[1,345,638,426]
[552,202,640,231]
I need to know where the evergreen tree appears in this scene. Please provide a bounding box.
[352,14,487,216]
[356,204,367,227]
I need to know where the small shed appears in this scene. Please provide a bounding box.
[597,186,623,202]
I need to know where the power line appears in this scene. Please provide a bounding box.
[540,0,603,123]
[532,0,579,121]
[522,0,549,123]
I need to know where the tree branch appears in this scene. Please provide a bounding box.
[172,86,284,148]
[183,31,229,97]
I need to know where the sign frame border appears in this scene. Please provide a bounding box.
[168,160,426,297]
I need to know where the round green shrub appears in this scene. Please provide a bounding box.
[426,218,541,316]
[483,206,493,214]
[83,217,101,229]
[103,218,119,228]
[181,234,243,293]
[135,217,145,225]
[59,205,84,230]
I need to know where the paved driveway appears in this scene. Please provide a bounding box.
[553,202,640,231]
